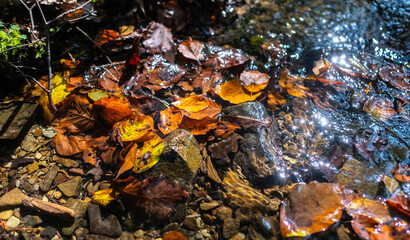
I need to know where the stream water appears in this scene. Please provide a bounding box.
[214,0,410,190]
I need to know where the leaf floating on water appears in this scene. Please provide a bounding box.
[178,39,204,63]
[278,68,308,98]
[172,95,221,120]
[158,107,183,135]
[280,182,345,238]
[112,114,154,142]
[215,79,262,104]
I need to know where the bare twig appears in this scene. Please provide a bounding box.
[5,61,48,92]
[47,0,93,24]
[22,196,75,221]
[75,26,113,64]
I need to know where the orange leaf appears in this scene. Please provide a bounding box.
[312,59,330,75]
[363,97,396,122]
[112,114,154,142]
[158,107,183,135]
[278,68,308,98]
[394,163,410,182]
[119,25,134,36]
[53,129,87,156]
[95,29,120,46]
[346,197,391,224]
[179,117,218,135]
[215,79,262,104]
[60,59,80,69]
[117,143,138,177]
[92,188,117,207]
[163,231,188,240]
[240,71,269,92]
[94,96,133,125]
[267,91,286,110]
[172,95,221,120]
[386,194,410,217]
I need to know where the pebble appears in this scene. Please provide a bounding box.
[22,215,43,227]
[200,201,219,211]
[58,176,83,197]
[43,128,57,139]
[0,210,14,220]
[0,188,26,208]
[216,206,233,221]
[134,230,144,238]
[6,216,20,228]
[28,178,36,185]
[55,157,79,168]
[40,165,59,192]
[35,152,42,160]
[21,135,37,152]
[222,218,240,239]
[88,204,122,237]
[200,229,211,238]
[33,128,43,137]
[17,150,26,158]
[27,161,39,174]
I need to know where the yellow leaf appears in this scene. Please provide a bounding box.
[88,90,109,101]
[113,115,154,142]
[172,95,221,120]
[215,79,261,104]
[52,72,70,105]
[92,188,117,206]
[133,135,164,173]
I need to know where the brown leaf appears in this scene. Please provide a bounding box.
[59,95,96,131]
[95,29,120,46]
[215,79,262,104]
[93,96,134,125]
[312,59,330,75]
[240,71,269,88]
[178,39,204,63]
[142,22,174,54]
[278,68,308,98]
[394,163,410,183]
[53,128,87,156]
[203,48,250,70]
[386,194,410,217]
[158,107,183,135]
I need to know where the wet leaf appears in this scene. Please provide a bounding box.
[172,95,221,120]
[94,96,133,125]
[82,146,98,165]
[158,107,183,135]
[386,194,410,217]
[204,48,250,70]
[60,59,80,69]
[394,163,410,183]
[133,135,164,173]
[97,65,123,91]
[142,22,173,54]
[179,117,218,135]
[112,115,154,142]
[59,95,96,131]
[346,197,391,224]
[53,128,87,156]
[363,97,396,121]
[267,91,287,110]
[88,90,109,102]
[215,79,262,104]
[379,65,410,91]
[163,231,188,240]
[119,25,134,36]
[92,188,118,207]
[240,71,269,92]
[178,39,204,63]
[95,29,120,46]
[278,68,308,98]
[280,182,345,238]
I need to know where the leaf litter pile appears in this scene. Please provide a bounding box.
[7,15,410,240]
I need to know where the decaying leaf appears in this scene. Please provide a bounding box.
[363,97,396,121]
[178,39,204,63]
[92,188,118,207]
[280,182,345,238]
[278,68,308,98]
[204,48,250,70]
[142,22,173,54]
[240,71,269,92]
[158,107,183,135]
[215,79,262,104]
[59,95,96,131]
[312,59,330,75]
[386,194,410,217]
[133,135,164,173]
[179,117,218,135]
[394,163,410,183]
[267,91,286,110]
[53,128,87,156]
[95,29,120,46]
[119,25,134,36]
[94,96,133,125]
[172,95,221,120]
[346,197,390,224]
[112,114,154,142]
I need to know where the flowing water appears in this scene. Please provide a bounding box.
[214,0,410,189]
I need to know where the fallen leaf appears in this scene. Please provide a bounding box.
[363,97,396,121]
[215,79,262,104]
[142,22,173,54]
[240,71,269,92]
[178,39,204,63]
[179,117,218,135]
[394,163,410,183]
[82,146,98,165]
[94,96,133,125]
[61,59,80,69]
[267,91,286,110]
[386,194,410,217]
[278,68,308,98]
[172,95,221,120]
[158,107,183,135]
[59,95,96,131]
[53,128,87,156]
[204,48,250,70]
[119,25,134,36]
[95,29,120,46]
[92,188,118,207]
[280,182,345,238]
[163,231,188,240]
[346,197,391,224]
[312,59,330,75]
[88,90,109,101]
[112,114,154,142]
[379,65,410,91]
[133,135,164,173]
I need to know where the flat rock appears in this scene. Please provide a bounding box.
[21,135,38,152]
[88,204,122,237]
[43,128,57,139]
[58,176,83,197]
[0,188,26,209]
[40,165,59,192]
[200,201,219,211]
[55,157,79,168]
[222,218,240,239]
[0,102,38,140]
[216,206,232,221]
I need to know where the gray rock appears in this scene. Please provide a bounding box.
[88,204,122,237]
[200,201,219,211]
[22,215,43,227]
[0,188,26,209]
[21,135,37,152]
[58,177,83,197]
[183,217,199,231]
[143,129,202,192]
[55,157,79,168]
[62,198,89,235]
[43,128,57,139]
[222,218,240,239]
[6,216,20,228]
[224,101,269,122]
[39,165,59,192]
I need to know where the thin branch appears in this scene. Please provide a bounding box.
[0,37,46,54]
[19,1,38,41]
[48,0,93,24]
[5,61,48,92]
[75,26,113,64]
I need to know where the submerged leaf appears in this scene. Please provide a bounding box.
[92,188,118,207]
[95,29,120,46]
[53,129,87,156]
[112,115,154,142]
[240,71,269,92]
[133,135,164,173]
[178,39,204,63]
[172,95,221,120]
[158,107,183,135]
[142,22,173,54]
[59,95,96,131]
[215,79,261,104]
[278,68,308,98]
[94,96,133,125]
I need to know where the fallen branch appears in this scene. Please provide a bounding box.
[22,196,75,221]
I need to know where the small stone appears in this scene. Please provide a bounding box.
[58,177,83,197]
[134,230,144,238]
[0,188,26,208]
[21,180,35,193]
[0,210,14,220]
[27,161,39,174]
[35,152,42,160]
[120,231,135,240]
[33,128,43,137]
[43,128,57,139]
[22,215,43,227]
[182,217,199,231]
[53,172,67,185]
[21,135,37,152]
[55,157,79,168]
[39,165,59,192]
[28,178,36,185]
[222,218,240,239]
[88,204,122,237]
[53,191,62,199]
[65,198,88,219]
[200,201,219,211]
[216,206,232,221]
[6,216,20,228]
[17,150,26,158]
[200,229,211,238]
[85,234,116,240]
[230,234,245,240]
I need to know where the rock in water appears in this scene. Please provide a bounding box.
[88,204,122,237]
[143,129,202,191]
[0,188,26,209]
[58,177,83,197]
